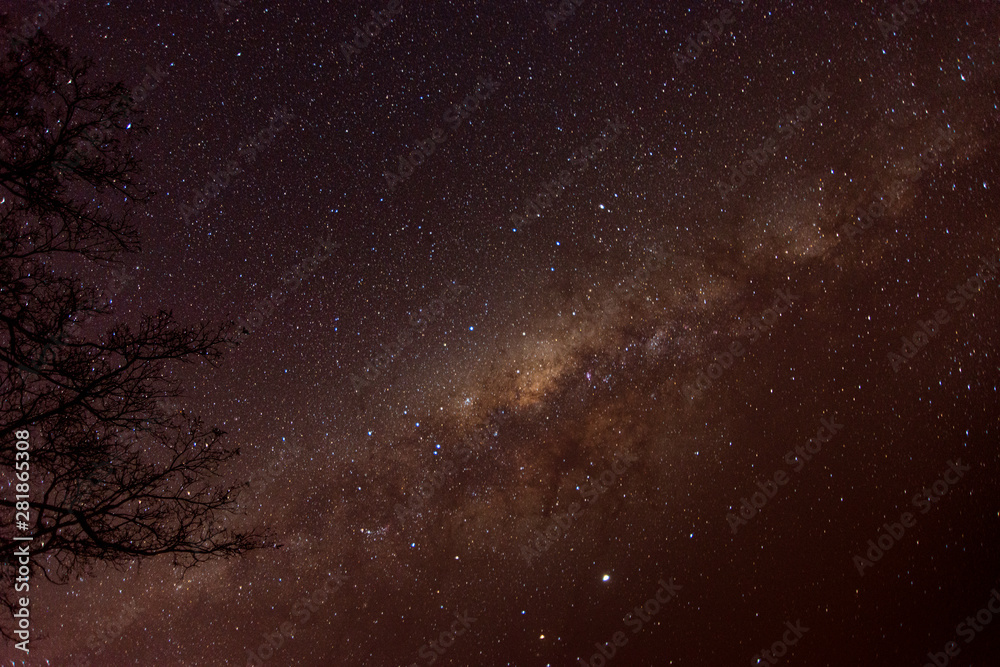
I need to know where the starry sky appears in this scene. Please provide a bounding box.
[5,0,1000,665]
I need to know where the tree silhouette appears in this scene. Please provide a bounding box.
[0,18,273,642]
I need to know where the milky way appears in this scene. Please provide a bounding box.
[6,1,1000,666]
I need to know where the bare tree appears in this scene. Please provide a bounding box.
[0,18,273,642]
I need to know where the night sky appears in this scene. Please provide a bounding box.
[5,0,1000,665]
